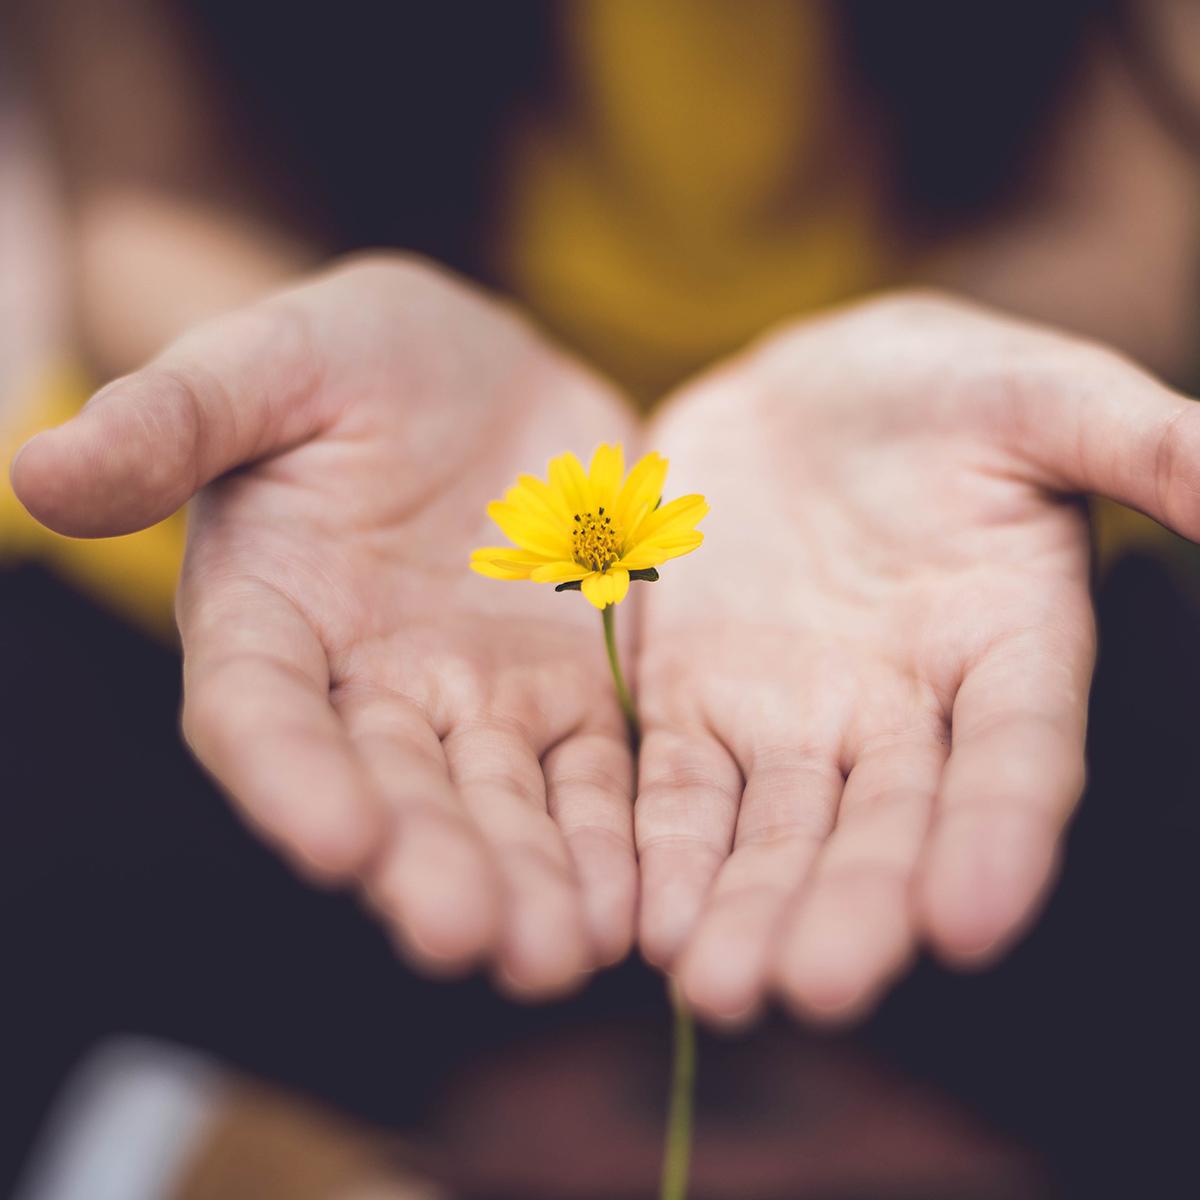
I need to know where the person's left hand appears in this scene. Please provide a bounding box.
[633,293,1200,1024]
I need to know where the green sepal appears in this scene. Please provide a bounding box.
[555,566,659,593]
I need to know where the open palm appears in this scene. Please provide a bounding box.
[13,257,639,995]
[635,294,1200,1023]
[18,274,1200,1019]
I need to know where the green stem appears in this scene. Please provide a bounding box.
[660,980,697,1200]
[601,604,640,745]
[599,605,694,1200]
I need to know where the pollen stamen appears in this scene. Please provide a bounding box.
[571,510,622,572]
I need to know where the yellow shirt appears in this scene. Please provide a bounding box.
[0,365,184,639]
[495,0,889,405]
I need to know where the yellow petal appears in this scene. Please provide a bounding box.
[654,532,706,555]
[580,571,608,609]
[548,451,593,517]
[588,443,625,512]
[618,532,704,571]
[486,500,571,559]
[649,533,706,560]
[630,494,709,544]
[616,547,664,571]
[513,474,572,524]
[530,560,592,583]
[470,546,549,580]
[580,567,629,608]
[504,483,556,526]
[471,546,548,566]
[606,567,630,605]
[471,560,528,580]
[614,452,668,531]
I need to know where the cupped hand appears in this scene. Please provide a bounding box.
[634,293,1200,1024]
[11,256,639,995]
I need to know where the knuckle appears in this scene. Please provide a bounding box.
[325,249,460,302]
[1153,406,1200,530]
[856,287,961,324]
[504,836,574,881]
[546,736,632,798]
[640,731,734,791]
[636,829,726,867]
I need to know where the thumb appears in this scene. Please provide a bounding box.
[10,301,328,538]
[1018,343,1200,540]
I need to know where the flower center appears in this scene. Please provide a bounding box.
[571,507,622,572]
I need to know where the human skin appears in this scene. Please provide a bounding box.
[12,265,1200,1019]
[635,292,1200,1024]
[11,256,639,998]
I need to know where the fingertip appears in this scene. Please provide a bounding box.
[286,810,379,886]
[497,878,594,999]
[673,897,779,1026]
[774,884,914,1027]
[777,981,879,1030]
[585,884,636,968]
[775,934,885,1027]
[370,825,500,971]
[678,950,766,1029]
[776,937,874,1026]
[776,953,901,1029]
[496,936,593,1002]
[918,813,1060,968]
[8,429,38,486]
[221,750,384,889]
[918,865,1005,967]
[495,960,593,1004]
[250,771,383,890]
[387,936,480,982]
[10,371,199,537]
[571,835,637,967]
[638,884,701,973]
[9,427,68,531]
[389,916,495,981]
[682,987,764,1034]
[232,768,385,895]
[637,852,717,971]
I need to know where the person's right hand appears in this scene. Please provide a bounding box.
[11,256,639,996]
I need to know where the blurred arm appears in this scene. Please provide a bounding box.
[12,0,319,379]
[921,8,1200,381]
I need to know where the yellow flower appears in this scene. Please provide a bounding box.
[471,444,707,609]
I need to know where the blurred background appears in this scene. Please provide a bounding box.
[2,1,1199,1196]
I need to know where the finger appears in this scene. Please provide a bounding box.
[543,727,637,966]
[444,719,592,997]
[675,748,842,1024]
[635,727,744,970]
[774,733,946,1024]
[10,294,331,537]
[1015,342,1200,538]
[337,689,501,973]
[918,622,1093,966]
[179,576,383,883]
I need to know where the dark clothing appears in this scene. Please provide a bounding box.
[3,553,1198,1197]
